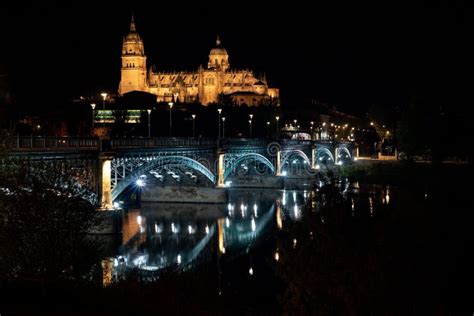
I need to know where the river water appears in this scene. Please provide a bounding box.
[99,175,473,314]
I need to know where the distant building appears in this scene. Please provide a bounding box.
[118,15,279,106]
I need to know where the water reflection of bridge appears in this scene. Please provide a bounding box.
[104,188,312,282]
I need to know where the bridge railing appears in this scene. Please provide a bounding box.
[279,139,313,146]
[221,138,268,148]
[110,137,217,149]
[8,137,100,150]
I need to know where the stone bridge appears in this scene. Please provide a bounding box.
[4,137,358,208]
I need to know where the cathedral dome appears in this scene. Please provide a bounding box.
[124,15,141,42]
[210,47,228,55]
[125,31,141,42]
[209,36,228,55]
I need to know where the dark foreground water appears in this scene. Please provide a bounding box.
[94,173,474,314]
[1,166,473,315]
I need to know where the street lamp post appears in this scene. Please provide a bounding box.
[217,109,222,139]
[222,117,226,139]
[168,102,174,137]
[275,116,280,139]
[310,121,314,140]
[266,121,270,138]
[147,109,152,138]
[192,114,196,138]
[100,93,107,128]
[90,103,96,129]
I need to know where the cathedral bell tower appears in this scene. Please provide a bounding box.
[118,14,148,95]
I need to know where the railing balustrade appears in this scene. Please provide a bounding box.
[8,137,100,150]
[6,136,352,152]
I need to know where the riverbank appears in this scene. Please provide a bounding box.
[340,160,472,185]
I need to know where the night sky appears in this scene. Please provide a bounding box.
[0,1,471,115]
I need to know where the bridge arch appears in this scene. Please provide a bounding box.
[280,150,311,172]
[337,146,352,159]
[224,153,276,180]
[315,147,335,163]
[112,156,216,201]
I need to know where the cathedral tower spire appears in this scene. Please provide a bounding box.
[130,13,136,32]
[118,14,148,95]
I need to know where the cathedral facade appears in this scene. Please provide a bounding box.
[118,16,279,106]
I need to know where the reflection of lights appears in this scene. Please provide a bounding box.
[240,203,247,218]
[114,258,118,267]
[155,223,162,234]
[218,218,225,254]
[315,164,321,169]
[171,222,177,233]
[336,161,343,166]
[188,225,193,234]
[354,157,358,161]
[249,267,254,275]
[137,215,142,225]
[274,251,280,262]
[351,198,355,211]
[281,171,287,176]
[228,203,233,212]
[225,217,230,228]
[136,179,145,187]
[282,192,287,206]
[113,202,120,209]
[293,191,297,202]
[205,225,210,234]
[369,197,374,216]
[177,254,182,265]
[141,265,159,271]
[225,181,232,187]
[251,218,256,232]
[293,239,297,248]
[133,255,147,267]
[294,204,300,219]
[276,203,283,229]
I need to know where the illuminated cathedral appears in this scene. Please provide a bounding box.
[118,16,279,106]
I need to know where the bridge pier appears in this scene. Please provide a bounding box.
[99,155,114,210]
[217,152,225,187]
